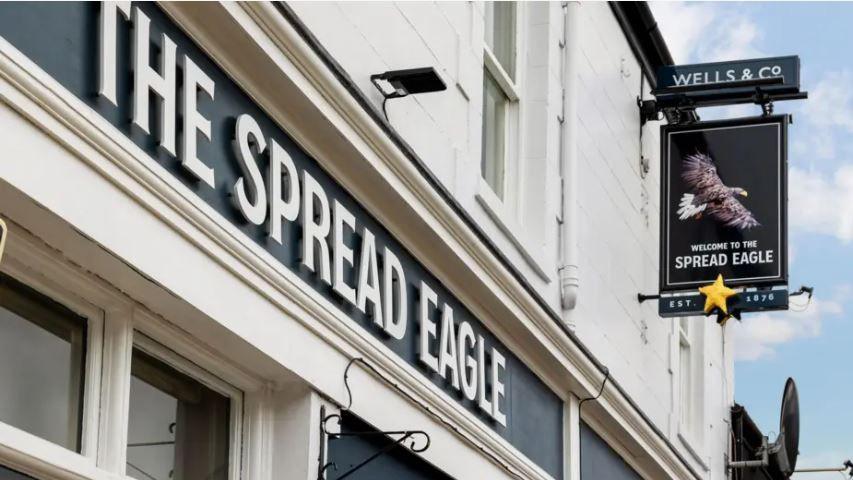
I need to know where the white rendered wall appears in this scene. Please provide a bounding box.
[289,2,734,479]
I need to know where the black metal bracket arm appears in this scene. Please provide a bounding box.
[318,411,430,480]
[640,76,808,126]
[317,358,432,480]
[637,293,660,303]
[789,285,814,298]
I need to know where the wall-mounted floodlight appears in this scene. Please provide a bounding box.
[370,67,447,120]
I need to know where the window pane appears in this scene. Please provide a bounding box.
[0,273,86,451]
[481,69,507,198]
[127,349,230,480]
[484,1,516,79]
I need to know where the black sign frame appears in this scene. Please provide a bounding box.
[652,56,804,111]
[660,115,789,293]
[656,56,799,95]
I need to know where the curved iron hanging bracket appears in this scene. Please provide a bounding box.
[317,358,432,480]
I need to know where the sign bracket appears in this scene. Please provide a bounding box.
[317,358,432,480]
[637,285,814,319]
[641,75,808,125]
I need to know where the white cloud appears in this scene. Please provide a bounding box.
[650,2,763,64]
[731,286,848,362]
[789,166,853,242]
[648,2,716,63]
[803,71,853,133]
[799,70,853,161]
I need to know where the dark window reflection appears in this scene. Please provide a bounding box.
[0,273,86,451]
[127,349,230,480]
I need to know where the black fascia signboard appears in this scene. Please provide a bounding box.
[660,115,788,292]
[655,56,801,107]
[0,2,563,477]
[657,56,800,91]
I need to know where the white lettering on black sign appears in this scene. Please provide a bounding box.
[97,1,510,425]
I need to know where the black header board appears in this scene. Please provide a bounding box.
[661,116,788,292]
[656,56,800,93]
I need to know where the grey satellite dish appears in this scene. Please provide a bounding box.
[767,378,800,478]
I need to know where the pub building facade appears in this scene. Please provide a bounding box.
[0,2,732,480]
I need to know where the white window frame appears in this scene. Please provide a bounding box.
[479,1,523,214]
[0,222,108,476]
[476,3,551,279]
[129,332,244,480]
[675,317,707,468]
[0,219,263,480]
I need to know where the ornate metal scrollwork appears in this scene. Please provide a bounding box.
[317,358,432,480]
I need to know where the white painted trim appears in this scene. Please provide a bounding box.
[475,179,550,281]
[133,309,264,394]
[0,421,120,480]
[484,48,519,102]
[132,332,244,480]
[0,223,119,478]
[677,432,710,473]
[566,395,580,480]
[0,225,107,462]
[242,386,275,480]
[97,305,133,475]
[479,3,535,277]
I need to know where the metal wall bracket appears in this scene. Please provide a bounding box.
[638,97,698,126]
[317,358,431,480]
[637,293,660,303]
[318,410,430,480]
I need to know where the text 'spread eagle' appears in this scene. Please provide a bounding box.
[677,152,760,230]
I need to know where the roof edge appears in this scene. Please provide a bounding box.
[610,2,674,89]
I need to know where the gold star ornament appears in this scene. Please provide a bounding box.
[698,274,737,315]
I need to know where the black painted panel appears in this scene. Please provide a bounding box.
[0,3,563,477]
[0,465,33,480]
[580,422,642,480]
[327,412,454,480]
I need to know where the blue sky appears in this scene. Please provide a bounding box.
[651,2,853,477]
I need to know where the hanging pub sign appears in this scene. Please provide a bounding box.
[660,115,788,292]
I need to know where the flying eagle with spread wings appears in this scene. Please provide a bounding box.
[676,152,759,230]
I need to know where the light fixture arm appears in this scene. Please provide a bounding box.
[369,67,446,122]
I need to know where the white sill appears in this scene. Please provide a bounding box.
[677,430,710,472]
[475,179,551,282]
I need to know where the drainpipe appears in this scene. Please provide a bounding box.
[559,2,581,314]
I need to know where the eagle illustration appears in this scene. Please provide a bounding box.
[676,152,759,230]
